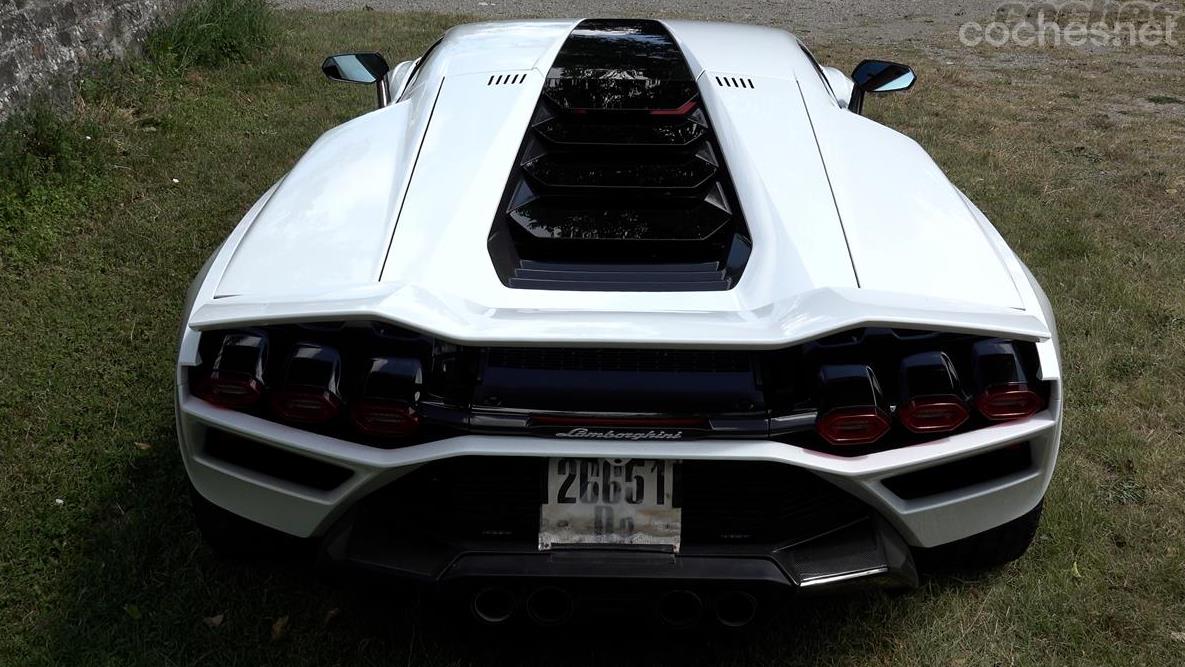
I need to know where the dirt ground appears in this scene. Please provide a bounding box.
[269,0,994,43]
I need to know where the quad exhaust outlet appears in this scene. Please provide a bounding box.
[656,589,705,627]
[471,586,516,624]
[525,586,575,626]
[713,590,759,628]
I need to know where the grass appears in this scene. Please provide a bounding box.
[0,106,108,271]
[146,0,276,71]
[1,9,1184,667]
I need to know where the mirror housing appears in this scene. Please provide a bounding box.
[848,59,916,115]
[820,65,855,109]
[387,59,417,100]
[322,52,392,108]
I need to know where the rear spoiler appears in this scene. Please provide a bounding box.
[187,283,1051,350]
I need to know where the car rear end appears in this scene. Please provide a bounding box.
[176,18,1062,627]
[177,317,1060,626]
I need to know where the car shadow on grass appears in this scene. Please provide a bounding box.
[45,427,967,666]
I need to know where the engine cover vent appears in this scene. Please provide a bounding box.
[714,75,756,89]
[487,73,527,86]
[487,19,752,292]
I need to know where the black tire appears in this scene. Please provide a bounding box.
[914,500,1043,573]
[190,485,314,560]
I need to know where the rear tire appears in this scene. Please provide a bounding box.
[190,485,313,560]
[914,500,1043,573]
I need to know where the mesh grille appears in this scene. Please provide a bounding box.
[485,347,753,373]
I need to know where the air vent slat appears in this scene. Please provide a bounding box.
[518,260,722,273]
[713,75,755,89]
[508,278,730,292]
[509,261,731,291]
[487,72,527,86]
[534,116,709,147]
[521,153,717,190]
[508,196,732,242]
[514,269,727,282]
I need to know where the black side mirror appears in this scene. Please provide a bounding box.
[848,59,916,115]
[322,52,392,108]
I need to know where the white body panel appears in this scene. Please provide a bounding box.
[205,20,1048,341]
[177,19,1063,553]
[808,110,1023,308]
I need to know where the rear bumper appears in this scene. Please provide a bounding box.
[178,378,1060,551]
[323,512,918,594]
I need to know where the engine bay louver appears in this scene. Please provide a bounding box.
[487,19,752,292]
[487,73,527,86]
[715,76,756,89]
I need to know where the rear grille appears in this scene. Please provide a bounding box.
[487,19,752,292]
[486,347,753,373]
[352,457,867,548]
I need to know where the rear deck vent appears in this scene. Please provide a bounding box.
[715,76,755,89]
[487,73,527,86]
[882,443,1033,500]
[487,19,752,292]
[203,428,354,491]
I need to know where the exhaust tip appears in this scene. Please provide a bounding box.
[525,586,574,626]
[471,586,516,624]
[657,589,704,628]
[714,590,758,628]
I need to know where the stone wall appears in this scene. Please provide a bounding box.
[0,0,189,120]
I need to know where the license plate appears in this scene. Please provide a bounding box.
[539,458,681,551]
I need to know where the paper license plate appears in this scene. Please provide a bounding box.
[539,458,681,551]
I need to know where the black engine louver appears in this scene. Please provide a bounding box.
[487,19,752,292]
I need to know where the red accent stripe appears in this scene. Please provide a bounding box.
[648,99,698,116]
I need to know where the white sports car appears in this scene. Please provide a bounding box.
[176,18,1062,627]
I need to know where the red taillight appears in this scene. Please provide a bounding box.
[816,364,891,446]
[975,383,1043,421]
[898,397,969,433]
[270,387,342,424]
[897,351,967,434]
[351,356,422,437]
[194,331,268,408]
[269,343,343,424]
[817,407,891,446]
[971,340,1042,421]
[351,399,420,436]
[195,370,263,409]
